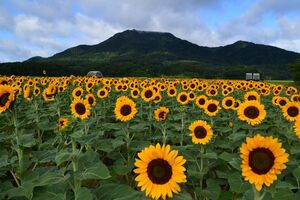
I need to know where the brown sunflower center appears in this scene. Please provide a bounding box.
[287,106,299,117]
[75,103,86,115]
[169,89,175,95]
[158,111,166,119]
[194,126,207,139]
[207,104,217,112]
[0,93,10,107]
[145,90,153,98]
[120,105,132,116]
[248,95,257,101]
[189,93,195,99]
[279,100,287,106]
[210,90,216,95]
[75,91,81,96]
[225,100,233,107]
[198,98,205,105]
[88,97,94,105]
[249,148,275,175]
[244,106,260,119]
[147,158,172,184]
[59,120,65,126]
[133,90,138,96]
[179,94,187,102]
[100,91,105,96]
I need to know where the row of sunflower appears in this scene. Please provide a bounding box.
[0,76,300,200]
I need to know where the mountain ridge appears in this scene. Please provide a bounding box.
[1,29,300,79]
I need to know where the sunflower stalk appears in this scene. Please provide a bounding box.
[180,106,185,146]
[11,109,25,180]
[148,102,152,135]
[71,138,81,200]
[199,145,205,190]
[161,121,167,145]
[123,122,133,185]
[33,100,42,150]
[252,186,266,200]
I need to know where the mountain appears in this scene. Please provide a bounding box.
[1,29,300,79]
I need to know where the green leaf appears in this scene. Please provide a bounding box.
[7,182,35,199]
[228,172,251,194]
[273,189,297,200]
[219,152,235,162]
[172,190,194,200]
[203,152,218,159]
[21,133,37,147]
[76,151,111,180]
[35,171,69,187]
[229,158,241,171]
[76,164,111,180]
[0,152,9,168]
[77,187,93,200]
[55,149,72,165]
[292,167,300,179]
[202,179,221,200]
[94,183,145,200]
[33,191,65,200]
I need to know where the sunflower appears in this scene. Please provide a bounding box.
[42,88,56,101]
[134,144,186,200]
[188,91,196,101]
[177,92,189,105]
[70,98,91,120]
[154,107,170,121]
[33,87,40,96]
[206,88,218,97]
[195,95,207,109]
[244,91,260,102]
[282,102,300,122]
[130,88,140,99]
[58,117,69,130]
[141,87,156,102]
[167,87,177,97]
[24,87,34,101]
[204,100,220,117]
[277,97,289,108]
[237,101,266,126]
[240,134,289,191]
[294,118,300,138]
[114,96,137,122]
[97,88,109,99]
[0,85,15,113]
[272,96,279,106]
[72,87,84,99]
[85,93,96,106]
[222,96,235,110]
[153,93,162,104]
[189,120,213,144]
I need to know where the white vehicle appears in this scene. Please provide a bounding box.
[87,71,103,78]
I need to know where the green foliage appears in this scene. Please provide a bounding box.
[289,59,300,84]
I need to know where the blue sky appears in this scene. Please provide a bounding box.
[1,0,300,62]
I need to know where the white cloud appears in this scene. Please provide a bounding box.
[1,0,300,62]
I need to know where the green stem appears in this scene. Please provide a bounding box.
[253,185,265,200]
[199,145,204,190]
[10,170,20,187]
[149,103,152,135]
[162,122,167,145]
[71,138,80,200]
[180,109,185,146]
[12,110,25,179]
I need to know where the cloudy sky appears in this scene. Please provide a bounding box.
[0,0,300,62]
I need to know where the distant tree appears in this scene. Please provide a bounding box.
[289,59,300,84]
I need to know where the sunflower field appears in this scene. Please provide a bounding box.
[0,76,300,200]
